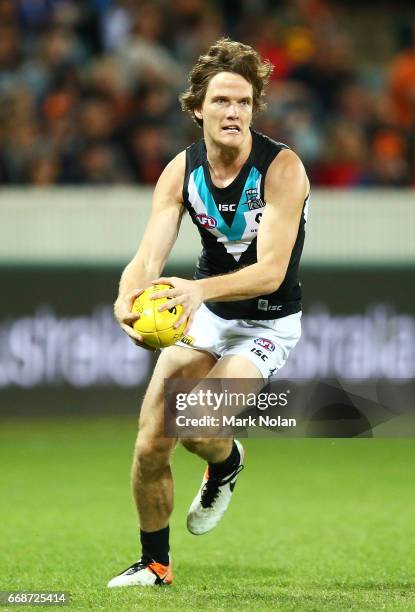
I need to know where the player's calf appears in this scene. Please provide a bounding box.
[181,436,233,463]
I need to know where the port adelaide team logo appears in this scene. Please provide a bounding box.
[254,337,275,352]
[245,188,265,210]
[196,213,217,228]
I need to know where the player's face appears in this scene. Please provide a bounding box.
[195,72,253,149]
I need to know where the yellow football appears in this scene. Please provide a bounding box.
[132,284,187,349]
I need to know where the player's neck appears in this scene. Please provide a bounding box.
[205,132,252,185]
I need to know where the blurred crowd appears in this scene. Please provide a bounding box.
[0,0,414,187]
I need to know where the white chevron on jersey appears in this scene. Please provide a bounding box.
[188,172,257,262]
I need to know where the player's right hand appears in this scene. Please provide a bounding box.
[114,288,156,351]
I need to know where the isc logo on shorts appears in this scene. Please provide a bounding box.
[254,337,275,352]
[196,214,217,228]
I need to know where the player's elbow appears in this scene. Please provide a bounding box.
[261,274,283,295]
[257,261,286,295]
[265,280,282,294]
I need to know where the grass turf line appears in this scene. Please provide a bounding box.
[0,416,414,610]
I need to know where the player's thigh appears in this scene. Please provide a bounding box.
[139,345,217,438]
[207,354,263,379]
[178,355,263,449]
[203,355,264,404]
[185,354,263,410]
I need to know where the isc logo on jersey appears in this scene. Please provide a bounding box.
[218,203,236,211]
[254,337,275,352]
[196,213,217,228]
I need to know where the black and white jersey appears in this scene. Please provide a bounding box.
[182,129,309,320]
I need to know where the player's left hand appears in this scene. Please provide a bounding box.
[150,276,204,334]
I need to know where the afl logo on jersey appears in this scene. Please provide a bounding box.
[254,337,275,352]
[196,213,217,228]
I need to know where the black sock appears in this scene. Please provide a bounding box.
[140,526,170,565]
[208,441,240,479]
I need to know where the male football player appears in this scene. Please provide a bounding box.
[109,38,309,587]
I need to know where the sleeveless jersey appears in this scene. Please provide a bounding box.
[182,129,309,320]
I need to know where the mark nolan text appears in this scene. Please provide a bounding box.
[175,415,296,428]
[223,415,296,427]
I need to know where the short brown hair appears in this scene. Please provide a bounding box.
[180,38,273,127]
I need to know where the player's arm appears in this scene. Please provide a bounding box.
[154,149,308,330]
[201,149,309,300]
[114,152,185,345]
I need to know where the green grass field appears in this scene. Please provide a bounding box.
[1,416,414,611]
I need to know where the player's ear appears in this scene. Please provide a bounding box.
[194,108,203,121]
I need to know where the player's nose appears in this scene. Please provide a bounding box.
[226,103,239,119]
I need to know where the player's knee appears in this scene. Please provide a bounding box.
[133,438,171,479]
